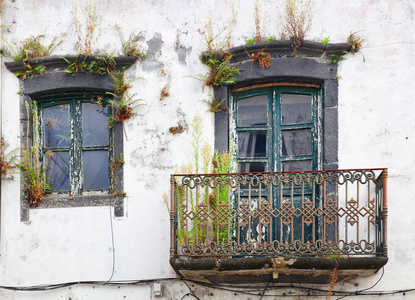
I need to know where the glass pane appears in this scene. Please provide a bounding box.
[84,151,109,190]
[282,160,312,172]
[237,95,267,126]
[238,132,267,158]
[46,151,70,191]
[281,93,311,124]
[238,163,266,173]
[281,129,312,156]
[43,104,70,148]
[82,103,109,146]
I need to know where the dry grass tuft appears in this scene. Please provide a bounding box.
[281,0,314,48]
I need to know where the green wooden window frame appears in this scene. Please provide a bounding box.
[37,93,113,196]
[232,86,321,242]
[232,86,321,173]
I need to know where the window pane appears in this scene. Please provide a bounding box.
[46,151,70,191]
[282,160,312,172]
[82,103,109,146]
[281,129,312,156]
[238,163,266,173]
[238,132,267,158]
[237,95,267,126]
[281,94,311,124]
[83,151,109,190]
[43,104,70,148]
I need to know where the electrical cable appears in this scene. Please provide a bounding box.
[335,267,384,300]
[364,42,415,48]
[259,276,272,300]
[180,279,201,300]
[0,268,413,297]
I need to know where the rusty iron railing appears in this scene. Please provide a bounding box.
[170,168,388,258]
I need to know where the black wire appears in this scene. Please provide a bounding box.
[104,204,115,284]
[335,267,384,300]
[259,277,272,299]
[0,269,413,297]
[180,293,200,300]
[181,279,201,300]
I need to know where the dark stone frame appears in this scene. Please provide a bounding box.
[214,40,348,171]
[5,55,136,221]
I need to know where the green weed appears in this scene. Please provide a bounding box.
[321,37,330,44]
[63,55,117,75]
[203,97,227,113]
[281,0,314,48]
[117,25,146,59]
[199,51,240,90]
[0,136,17,180]
[18,101,50,206]
[0,35,61,62]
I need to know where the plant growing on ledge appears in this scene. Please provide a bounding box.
[117,25,146,60]
[281,0,314,48]
[199,7,239,90]
[347,31,365,62]
[0,35,61,62]
[160,84,170,100]
[199,52,240,90]
[348,31,364,54]
[203,97,227,113]
[321,36,330,44]
[245,47,273,70]
[63,55,117,75]
[0,136,17,180]
[19,101,50,207]
[0,35,61,78]
[108,92,145,139]
[329,53,345,64]
[72,0,101,56]
[253,0,265,43]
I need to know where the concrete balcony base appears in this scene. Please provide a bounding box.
[170,256,388,284]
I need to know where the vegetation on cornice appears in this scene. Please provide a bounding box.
[199,6,240,90]
[0,35,61,78]
[63,54,117,75]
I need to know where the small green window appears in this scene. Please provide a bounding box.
[38,93,113,196]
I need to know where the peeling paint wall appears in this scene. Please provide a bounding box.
[1,0,415,299]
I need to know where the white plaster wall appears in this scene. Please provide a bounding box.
[0,0,414,298]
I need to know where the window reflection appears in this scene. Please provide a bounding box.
[238,132,267,158]
[84,151,109,190]
[46,151,70,191]
[238,163,265,173]
[281,129,312,157]
[82,103,109,146]
[237,95,268,127]
[44,105,70,148]
[281,94,311,125]
[282,160,312,172]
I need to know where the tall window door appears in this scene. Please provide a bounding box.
[232,86,321,243]
[233,86,320,173]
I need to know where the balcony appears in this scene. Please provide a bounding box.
[169,169,388,284]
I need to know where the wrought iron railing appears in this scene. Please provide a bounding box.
[170,168,388,258]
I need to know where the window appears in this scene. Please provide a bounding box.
[4,55,134,221]
[38,93,112,196]
[232,86,320,173]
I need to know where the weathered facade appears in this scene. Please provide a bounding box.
[0,0,413,299]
